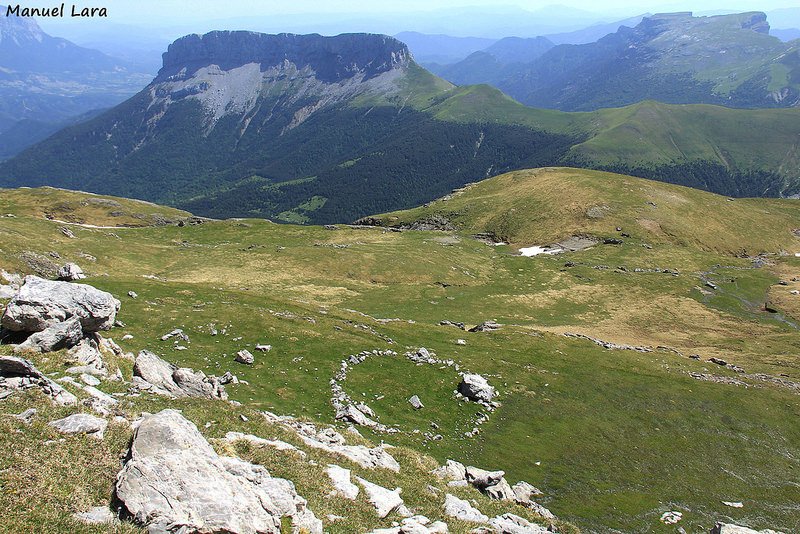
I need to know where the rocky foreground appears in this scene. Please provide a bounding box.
[0,271,789,534]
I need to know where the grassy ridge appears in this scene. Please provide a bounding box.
[367,167,800,254]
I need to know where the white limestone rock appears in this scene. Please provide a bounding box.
[115,409,322,534]
[2,276,120,332]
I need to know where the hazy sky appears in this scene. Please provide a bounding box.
[38,0,800,25]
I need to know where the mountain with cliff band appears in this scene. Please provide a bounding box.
[3,27,800,223]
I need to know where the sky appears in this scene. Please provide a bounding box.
[37,0,800,26]
[32,0,800,59]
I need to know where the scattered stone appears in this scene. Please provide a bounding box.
[13,317,83,354]
[67,336,107,373]
[224,432,306,457]
[80,373,101,386]
[48,413,107,439]
[160,328,185,341]
[469,320,502,333]
[722,501,744,508]
[83,385,119,407]
[511,481,543,505]
[440,320,466,330]
[660,511,683,524]
[325,464,359,499]
[711,523,787,534]
[72,506,118,525]
[235,349,255,365]
[60,226,76,238]
[355,476,404,518]
[335,403,372,426]
[12,408,37,424]
[277,417,400,472]
[0,354,77,406]
[458,374,495,403]
[2,276,120,332]
[127,291,138,299]
[527,502,556,520]
[409,395,424,409]
[116,409,322,534]
[456,339,466,345]
[131,350,228,400]
[432,459,467,481]
[489,513,550,533]
[255,344,272,352]
[56,263,86,281]
[443,493,488,523]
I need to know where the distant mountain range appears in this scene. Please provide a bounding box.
[428,11,800,111]
[3,28,800,224]
[0,6,154,158]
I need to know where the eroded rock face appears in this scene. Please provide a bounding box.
[115,409,322,534]
[132,350,227,400]
[2,276,120,332]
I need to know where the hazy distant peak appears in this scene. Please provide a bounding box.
[0,5,46,45]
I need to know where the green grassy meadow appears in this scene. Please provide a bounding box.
[1,175,800,533]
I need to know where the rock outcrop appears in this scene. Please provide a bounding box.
[0,354,77,406]
[355,476,406,518]
[131,350,228,400]
[13,317,82,353]
[48,413,107,439]
[458,373,496,403]
[115,409,322,534]
[56,263,86,281]
[2,276,120,332]
[265,412,400,472]
[443,493,489,523]
[158,31,412,83]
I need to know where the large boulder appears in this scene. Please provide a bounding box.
[115,409,322,534]
[56,263,86,281]
[2,276,120,332]
[355,476,405,518]
[458,373,495,403]
[443,493,488,523]
[14,317,83,354]
[132,350,227,400]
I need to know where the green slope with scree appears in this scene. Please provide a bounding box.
[2,175,800,534]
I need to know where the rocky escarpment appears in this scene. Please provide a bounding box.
[158,31,412,83]
[149,31,413,132]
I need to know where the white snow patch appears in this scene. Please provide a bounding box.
[519,246,564,257]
